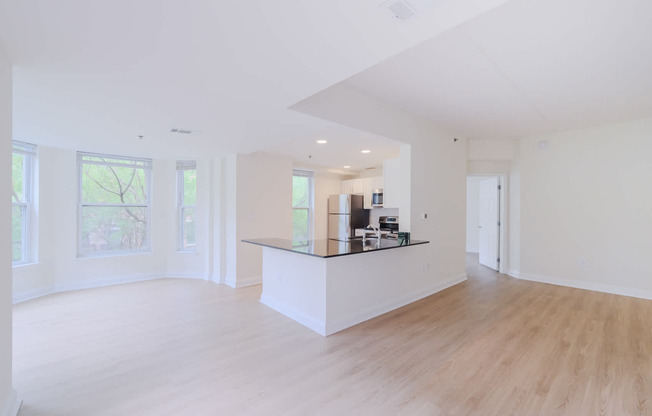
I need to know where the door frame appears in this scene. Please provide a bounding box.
[467,173,508,274]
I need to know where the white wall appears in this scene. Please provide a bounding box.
[408,135,466,280]
[12,146,214,302]
[399,144,412,232]
[465,177,488,253]
[467,160,512,175]
[518,117,652,298]
[0,41,20,416]
[357,167,383,178]
[222,152,293,287]
[468,139,518,161]
[509,156,521,277]
[293,83,468,286]
[222,154,238,285]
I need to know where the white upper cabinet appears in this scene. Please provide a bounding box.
[341,179,363,195]
[340,176,382,209]
[383,157,401,208]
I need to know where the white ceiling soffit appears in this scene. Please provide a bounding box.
[263,121,402,172]
[0,0,509,162]
[307,0,652,141]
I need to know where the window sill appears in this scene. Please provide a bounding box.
[76,249,153,259]
[12,261,39,270]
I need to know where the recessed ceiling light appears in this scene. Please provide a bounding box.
[361,149,371,154]
[344,165,351,169]
[316,139,328,144]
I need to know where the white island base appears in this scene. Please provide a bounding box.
[258,243,465,336]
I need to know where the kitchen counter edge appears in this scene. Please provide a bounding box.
[241,238,429,259]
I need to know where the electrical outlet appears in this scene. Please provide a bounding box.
[579,259,587,267]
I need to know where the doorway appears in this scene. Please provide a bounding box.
[466,175,507,273]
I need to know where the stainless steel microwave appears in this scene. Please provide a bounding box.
[372,189,383,207]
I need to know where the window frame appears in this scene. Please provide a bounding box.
[176,160,197,252]
[77,152,153,258]
[12,141,37,266]
[292,170,314,243]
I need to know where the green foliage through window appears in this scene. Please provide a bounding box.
[79,153,151,255]
[292,171,313,242]
[12,141,36,265]
[177,161,197,251]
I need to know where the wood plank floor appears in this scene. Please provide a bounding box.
[13,254,652,415]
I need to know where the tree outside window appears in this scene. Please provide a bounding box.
[177,161,197,251]
[12,141,36,265]
[78,153,152,256]
[292,170,313,243]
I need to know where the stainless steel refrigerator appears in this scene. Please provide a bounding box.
[328,194,369,241]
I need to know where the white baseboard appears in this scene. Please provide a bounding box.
[53,272,164,293]
[209,273,224,284]
[260,294,326,336]
[466,248,479,254]
[12,271,245,304]
[325,273,467,336]
[0,389,21,416]
[14,273,164,304]
[164,272,209,280]
[518,272,652,300]
[260,273,467,337]
[508,269,520,278]
[225,276,262,288]
[12,286,55,304]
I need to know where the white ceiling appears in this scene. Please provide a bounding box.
[0,0,508,168]
[1,0,650,168]
[345,0,652,140]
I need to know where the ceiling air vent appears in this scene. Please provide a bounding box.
[170,128,194,135]
[379,0,440,21]
[379,0,418,21]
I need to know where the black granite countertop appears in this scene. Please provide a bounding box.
[242,237,429,258]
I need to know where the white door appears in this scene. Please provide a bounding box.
[478,177,500,270]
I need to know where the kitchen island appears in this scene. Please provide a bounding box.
[243,237,463,336]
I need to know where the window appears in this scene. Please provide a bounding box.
[12,141,36,265]
[292,170,313,242]
[78,152,152,256]
[176,160,196,251]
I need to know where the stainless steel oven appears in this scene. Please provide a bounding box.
[379,216,399,236]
